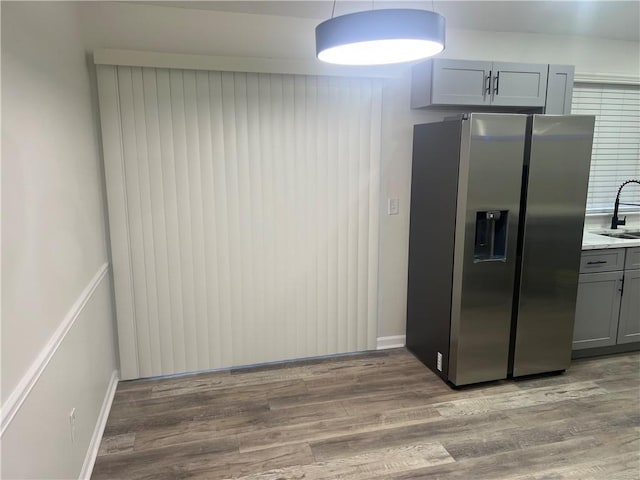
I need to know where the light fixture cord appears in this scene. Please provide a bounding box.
[431,0,436,12]
[331,0,336,18]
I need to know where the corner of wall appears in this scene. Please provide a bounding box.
[79,369,119,480]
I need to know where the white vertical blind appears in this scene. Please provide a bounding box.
[97,65,382,379]
[571,83,640,213]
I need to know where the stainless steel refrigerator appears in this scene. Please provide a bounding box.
[406,113,595,386]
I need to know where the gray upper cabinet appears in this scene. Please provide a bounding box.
[617,269,640,344]
[412,59,551,109]
[428,59,492,106]
[573,271,623,350]
[490,62,548,107]
[545,65,575,114]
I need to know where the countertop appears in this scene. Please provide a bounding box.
[582,229,640,250]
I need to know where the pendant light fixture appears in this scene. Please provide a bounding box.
[315,7,445,66]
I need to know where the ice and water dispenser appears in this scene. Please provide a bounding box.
[474,210,508,262]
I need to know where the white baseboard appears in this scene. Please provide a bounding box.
[377,335,406,350]
[79,369,119,480]
[1,263,110,436]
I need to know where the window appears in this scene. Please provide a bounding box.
[571,83,640,213]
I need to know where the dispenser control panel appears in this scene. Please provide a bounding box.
[474,210,508,262]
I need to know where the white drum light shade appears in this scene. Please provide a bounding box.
[316,9,445,65]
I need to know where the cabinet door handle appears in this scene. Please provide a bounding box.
[494,72,500,96]
[485,71,492,97]
[586,260,607,265]
[618,277,625,295]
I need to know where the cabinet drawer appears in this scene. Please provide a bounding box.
[579,249,625,273]
[625,247,640,270]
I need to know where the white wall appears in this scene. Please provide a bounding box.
[78,1,639,339]
[78,2,640,77]
[444,29,639,77]
[1,2,118,478]
[1,274,117,479]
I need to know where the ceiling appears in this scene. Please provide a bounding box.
[141,1,640,42]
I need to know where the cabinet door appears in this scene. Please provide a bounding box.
[431,59,492,106]
[617,269,640,344]
[491,62,548,107]
[572,271,623,350]
[545,65,575,114]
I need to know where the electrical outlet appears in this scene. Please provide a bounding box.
[388,197,399,215]
[437,352,443,371]
[69,408,76,443]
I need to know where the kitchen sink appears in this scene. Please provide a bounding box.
[598,231,640,240]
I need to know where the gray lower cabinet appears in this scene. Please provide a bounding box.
[625,247,640,269]
[573,271,623,349]
[573,247,640,352]
[617,269,640,344]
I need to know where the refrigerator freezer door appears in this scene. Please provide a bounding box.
[513,115,595,377]
[406,120,463,382]
[449,114,527,386]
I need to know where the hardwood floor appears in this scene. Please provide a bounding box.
[92,349,640,479]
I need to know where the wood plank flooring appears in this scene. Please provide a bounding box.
[92,349,640,479]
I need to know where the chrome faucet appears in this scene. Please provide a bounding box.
[610,179,640,229]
